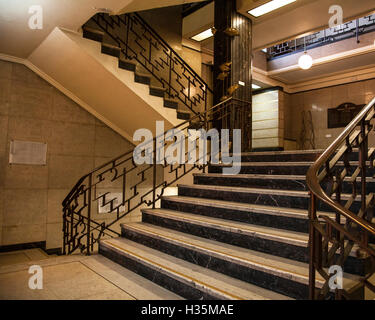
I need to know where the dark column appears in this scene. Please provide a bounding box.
[214,0,252,151]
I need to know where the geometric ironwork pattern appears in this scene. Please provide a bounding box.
[306,97,375,300]
[90,12,213,115]
[62,98,251,256]
[267,14,375,60]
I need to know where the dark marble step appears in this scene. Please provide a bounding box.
[99,237,288,300]
[208,161,375,176]
[139,209,369,276]
[177,184,363,213]
[121,222,320,299]
[193,173,375,194]
[101,43,121,58]
[82,26,104,43]
[163,98,178,109]
[118,58,137,72]
[162,195,312,233]
[134,73,151,85]
[149,86,166,98]
[177,110,191,120]
[239,150,322,162]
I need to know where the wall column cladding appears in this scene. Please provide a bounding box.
[252,89,284,150]
[214,0,252,151]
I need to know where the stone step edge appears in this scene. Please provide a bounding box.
[101,239,265,300]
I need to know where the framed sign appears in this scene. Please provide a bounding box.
[9,140,47,165]
[327,102,365,129]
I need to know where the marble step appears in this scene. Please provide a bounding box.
[238,150,322,162]
[99,237,291,300]
[208,161,375,176]
[237,150,365,162]
[101,43,121,58]
[177,184,363,213]
[193,173,375,193]
[121,222,363,300]
[140,208,370,276]
[82,26,104,42]
[162,195,317,233]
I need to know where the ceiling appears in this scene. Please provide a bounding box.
[0,0,205,58]
[268,47,375,85]
[183,0,375,50]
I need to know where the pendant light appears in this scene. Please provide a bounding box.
[298,37,313,70]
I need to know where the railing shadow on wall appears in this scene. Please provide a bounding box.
[307,96,375,300]
[86,12,214,115]
[62,98,251,255]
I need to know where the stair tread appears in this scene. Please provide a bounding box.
[119,58,137,65]
[194,173,375,182]
[143,207,309,247]
[101,237,292,300]
[211,160,366,167]
[150,85,167,91]
[163,195,322,219]
[135,72,151,78]
[81,255,184,300]
[82,26,104,35]
[238,150,324,156]
[123,221,361,289]
[178,183,361,201]
[102,42,121,50]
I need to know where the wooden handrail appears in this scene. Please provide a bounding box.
[306,96,375,235]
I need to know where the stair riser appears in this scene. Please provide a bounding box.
[82,29,103,43]
[150,88,165,97]
[101,45,121,58]
[99,243,222,300]
[208,165,375,176]
[193,176,375,194]
[142,211,308,262]
[177,186,362,213]
[118,60,136,72]
[134,74,151,85]
[122,227,309,299]
[161,198,309,233]
[164,100,178,109]
[177,112,191,120]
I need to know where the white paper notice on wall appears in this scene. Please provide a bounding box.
[9,140,47,165]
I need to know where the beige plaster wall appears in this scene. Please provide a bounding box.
[0,60,137,250]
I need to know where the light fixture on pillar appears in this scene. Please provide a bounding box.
[298,37,313,70]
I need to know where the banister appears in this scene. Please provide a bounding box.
[306,96,375,235]
[62,97,233,206]
[132,12,213,94]
[306,95,375,300]
[62,97,251,255]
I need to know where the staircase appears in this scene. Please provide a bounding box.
[98,150,373,300]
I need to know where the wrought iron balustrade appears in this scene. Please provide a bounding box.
[306,96,375,299]
[85,12,213,115]
[267,14,375,60]
[62,98,251,255]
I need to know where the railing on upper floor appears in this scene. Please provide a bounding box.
[306,96,375,299]
[62,98,251,255]
[85,12,213,116]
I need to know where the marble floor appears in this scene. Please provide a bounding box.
[0,251,181,300]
